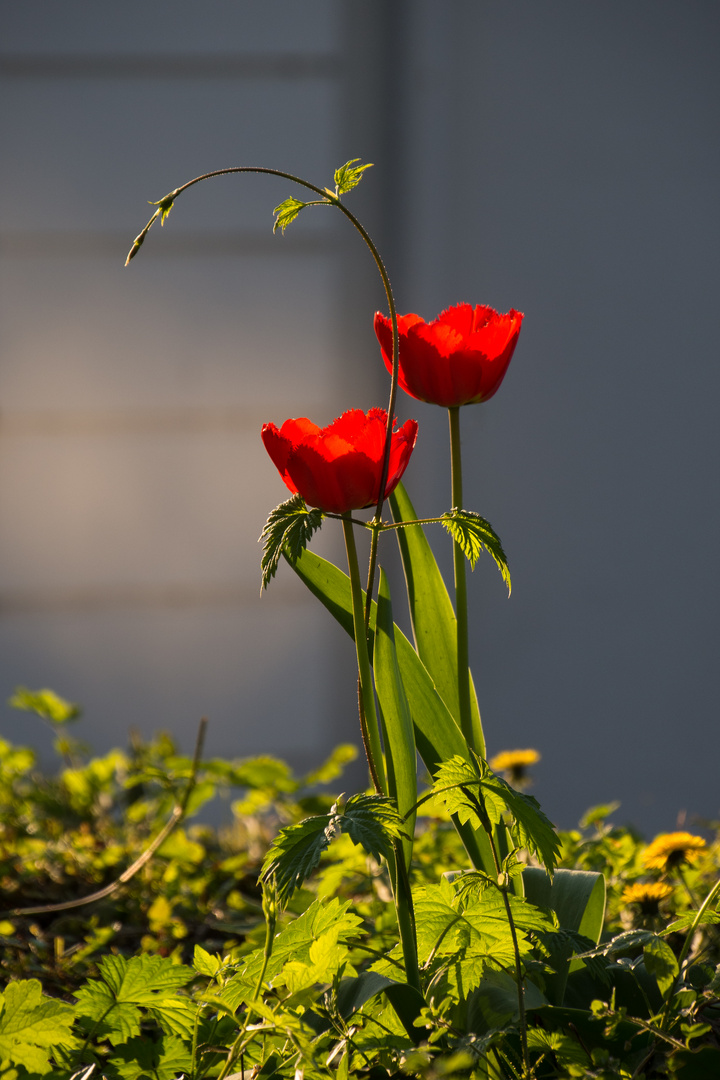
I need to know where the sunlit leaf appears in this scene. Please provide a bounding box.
[0,979,75,1071]
[442,509,511,592]
[9,686,81,724]
[389,483,485,756]
[273,196,308,233]
[259,493,323,590]
[644,934,679,997]
[260,794,404,903]
[334,159,373,194]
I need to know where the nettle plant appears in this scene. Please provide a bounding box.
[3,162,719,1080]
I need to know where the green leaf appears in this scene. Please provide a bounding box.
[193,944,222,978]
[152,195,175,225]
[375,568,417,866]
[341,793,406,862]
[0,979,75,1072]
[108,1034,191,1080]
[8,686,81,724]
[643,935,679,998]
[478,764,561,873]
[74,954,194,1044]
[663,908,720,935]
[259,493,323,590]
[526,1028,591,1067]
[260,811,336,903]
[224,898,363,1007]
[523,867,607,1003]
[333,158,373,194]
[272,195,308,234]
[442,509,511,592]
[432,754,560,873]
[389,483,485,756]
[281,924,353,993]
[287,547,496,877]
[260,793,405,903]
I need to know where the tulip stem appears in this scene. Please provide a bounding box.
[449,406,475,754]
[342,515,387,795]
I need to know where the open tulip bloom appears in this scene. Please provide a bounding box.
[374,302,523,408]
[261,408,418,516]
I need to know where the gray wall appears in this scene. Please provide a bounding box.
[1,3,718,835]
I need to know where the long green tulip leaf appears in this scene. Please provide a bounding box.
[287,547,495,875]
[523,867,606,1005]
[388,483,485,756]
[375,569,417,867]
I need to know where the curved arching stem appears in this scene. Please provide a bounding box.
[126,164,401,632]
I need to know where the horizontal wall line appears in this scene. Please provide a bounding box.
[0,581,310,615]
[0,230,338,259]
[0,405,318,437]
[0,52,340,80]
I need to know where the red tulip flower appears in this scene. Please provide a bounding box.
[374,303,523,408]
[261,408,418,515]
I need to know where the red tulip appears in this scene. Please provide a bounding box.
[261,408,418,515]
[374,303,523,408]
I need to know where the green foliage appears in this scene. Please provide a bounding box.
[1,731,719,1079]
[9,686,80,724]
[332,158,373,195]
[272,195,308,234]
[442,508,511,591]
[388,483,485,757]
[432,754,562,872]
[0,979,75,1072]
[260,793,405,902]
[259,493,323,589]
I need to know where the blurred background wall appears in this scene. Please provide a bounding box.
[1,1,718,835]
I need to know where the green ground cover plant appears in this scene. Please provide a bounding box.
[2,160,719,1079]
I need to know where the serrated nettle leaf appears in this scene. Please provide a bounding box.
[341,793,406,863]
[333,159,373,194]
[272,196,308,234]
[430,754,560,873]
[260,494,323,591]
[193,943,222,978]
[0,979,75,1070]
[442,509,511,593]
[108,1034,192,1080]
[97,953,194,1002]
[261,793,404,902]
[643,935,679,997]
[240,898,363,993]
[663,909,720,935]
[261,813,337,902]
[279,925,354,993]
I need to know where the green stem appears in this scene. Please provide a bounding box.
[448,406,474,752]
[125,163,399,629]
[484,822,530,1078]
[392,840,422,993]
[216,884,278,1080]
[342,515,387,794]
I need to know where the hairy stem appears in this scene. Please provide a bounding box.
[126,163,399,628]
[342,515,387,794]
[484,821,530,1078]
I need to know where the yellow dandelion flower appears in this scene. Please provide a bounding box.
[489,749,540,785]
[621,881,673,914]
[643,831,706,872]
